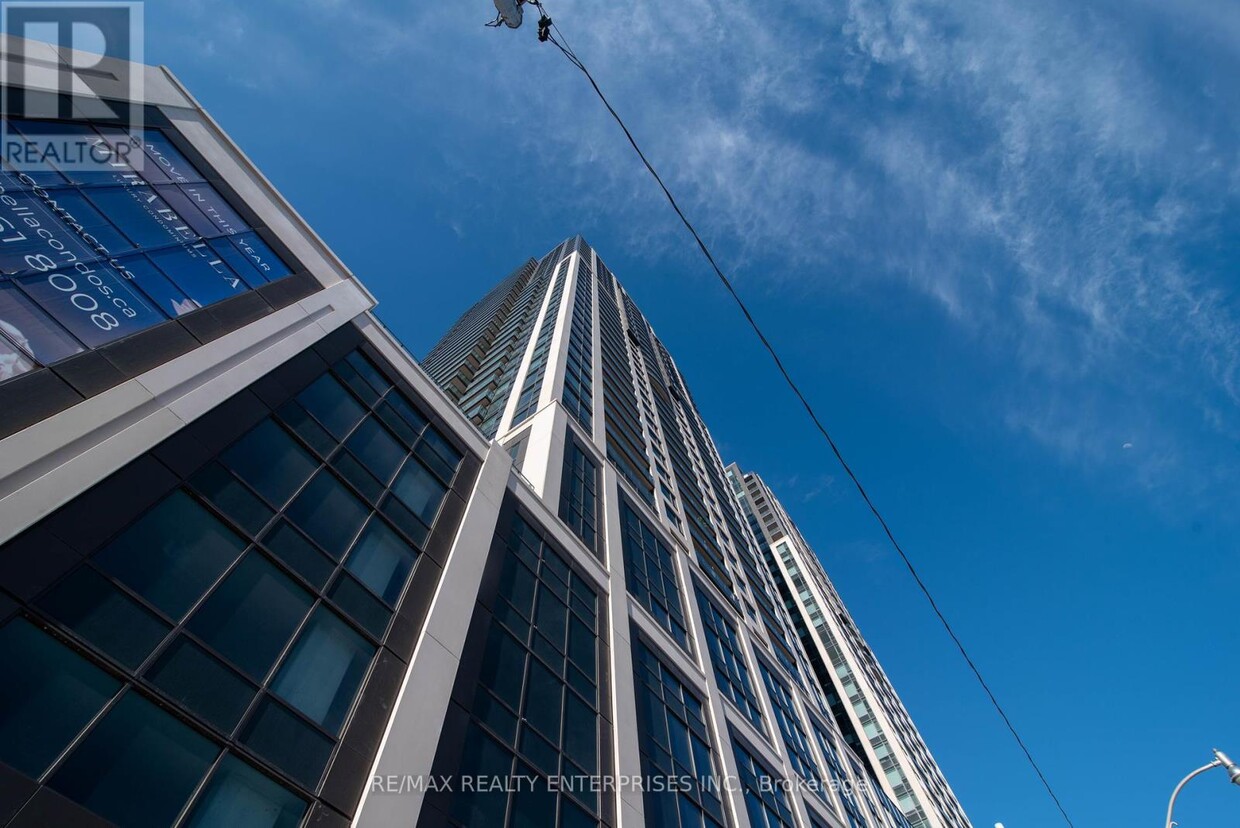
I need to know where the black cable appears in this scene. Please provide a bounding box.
[539,25,1077,828]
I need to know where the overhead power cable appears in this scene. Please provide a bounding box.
[531,14,1076,828]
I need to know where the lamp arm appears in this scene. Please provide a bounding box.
[1166,761,1222,828]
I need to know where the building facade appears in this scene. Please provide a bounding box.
[0,39,966,828]
[726,468,971,828]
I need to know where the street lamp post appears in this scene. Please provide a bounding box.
[1165,749,1240,828]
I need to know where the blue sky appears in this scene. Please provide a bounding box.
[140,1,1240,825]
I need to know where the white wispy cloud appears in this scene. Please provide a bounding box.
[147,0,1240,506]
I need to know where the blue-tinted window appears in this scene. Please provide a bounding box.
[49,692,219,828]
[758,661,821,784]
[221,419,318,508]
[327,572,391,637]
[285,470,370,559]
[559,435,599,555]
[83,186,195,249]
[733,743,796,828]
[271,607,375,734]
[345,518,418,604]
[0,281,84,367]
[0,618,120,776]
[696,589,764,728]
[297,374,365,441]
[94,490,247,619]
[632,640,726,828]
[391,458,447,524]
[37,566,170,669]
[146,636,256,734]
[147,243,247,307]
[15,263,165,348]
[0,119,297,386]
[138,128,206,183]
[416,426,462,482]
[190,461,275,536]
[240,697,333,790]
[620,501,689,650]
[183,753,307,828]
[449,513,604,826]
[187,553,313,680]
[115,253,199,317]
[44,188,134,252]
[345,416,405,484]
[262,520,334,588]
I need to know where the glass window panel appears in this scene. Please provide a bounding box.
[44,188,134,253]
[148,242,247,307]
[16,265,166,349]
[275,399,335,457]
[296,374,364,441]
[187,554,313,680]
[345,417,405,484]
[270,607,375,734]
[567,616,595,683]
[221,419,318,508]
[480,626,526,711]
[535,592,568,651]
[332,452,383,504]
[0,281,83,367]
[414,439,455,484]
[511,770,556,828]
[1,120,69,186]
[326,573,391,639]
[417,427,462,478]
[285,470,369,559]
[523,659,562,743]
[84,185,196,249]
[48,692,219,828]
[183,753,307,828]
[453,724,513,827]
[227,232,290,282]
[92,126,147,183]
[37,566,170,669]
[375,400,419,446]
[114,253,200,317]
[208,237,268,290]
[261,520,334,589]
[138,129,206,183]
[0,618,120,777]
[94,490,246,619]
[146,635,256,735]
[391,458,446,525]
[383,393,428,437]
[0,189,91,274]
[518,727,558,776]
[11,121,141,186]
[345,519,418,605]
[476,691,518,745]
[563,691,597,774]
[561,797,597,828]
[378,494,430,548]
[333,360,380,406]
[0,325,36,381]
[147,185,225,241]
[240,697,333,790]
[190,461,275,536]
[344,351,391,395]
[498,556,537,619]
[177,183,248,237]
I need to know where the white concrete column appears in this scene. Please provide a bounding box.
[353,444,513,827]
